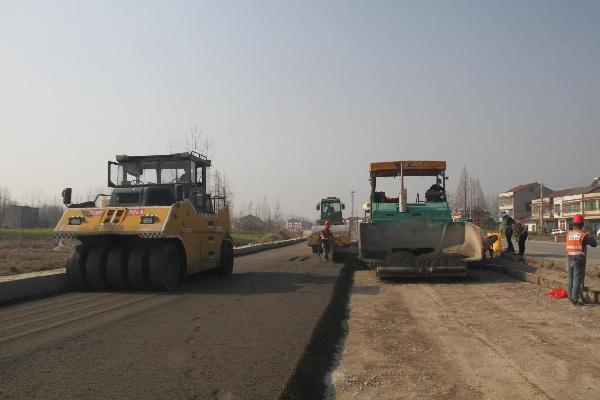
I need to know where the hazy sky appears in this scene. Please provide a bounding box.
[1,0,599,218]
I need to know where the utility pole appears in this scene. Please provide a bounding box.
[539,182,543,236]
[350,190,355,218]
[464,176,468,219]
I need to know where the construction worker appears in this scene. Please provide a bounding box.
[482,234,498,260]
[425,178,446,202]
[566,214,597,305]
[516,221,528,257]
[320,220,334,261]
[501,213,515,253]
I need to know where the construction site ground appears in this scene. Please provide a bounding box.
[327,267,600,400]
[4,237,600,399]
[495,253,600,294]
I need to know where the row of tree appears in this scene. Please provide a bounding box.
[451,166,499,228]
[0,186,64,228]
[234,196,312,230]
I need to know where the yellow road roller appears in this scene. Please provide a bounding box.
[54,152,233,291]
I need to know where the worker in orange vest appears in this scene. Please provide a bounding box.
[566,214,597,305]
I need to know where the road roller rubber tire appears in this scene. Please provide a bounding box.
[149,243,180,291]
[217,239,234,276]
[66,245,88,290]
[128,242,149,290]
[106,245,129,290]
[86,245,110,290]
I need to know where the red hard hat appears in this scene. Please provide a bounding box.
[324,220,331,227]
[573,214,584,224]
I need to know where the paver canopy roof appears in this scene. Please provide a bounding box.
[369,161,446,177]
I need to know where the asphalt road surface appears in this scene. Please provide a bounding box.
[507,239,600,264]
[0,243,343,400]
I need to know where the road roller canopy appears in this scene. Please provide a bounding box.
[369,161,446,178]
[109,152,211,187]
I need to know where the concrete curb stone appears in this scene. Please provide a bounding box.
[488,256,599,303]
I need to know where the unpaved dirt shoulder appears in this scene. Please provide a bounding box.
[495,253,600,293]
[327,269,600,399]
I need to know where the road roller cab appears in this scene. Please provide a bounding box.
[55,152,234,291]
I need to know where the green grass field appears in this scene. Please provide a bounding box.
[0,228,55,238]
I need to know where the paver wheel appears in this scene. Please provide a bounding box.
[106,245,129,290]
[128,242,149,290]
[66,244,88,290]
[217,239,234,276]
[149,242,180,291]
[86,245,110,290]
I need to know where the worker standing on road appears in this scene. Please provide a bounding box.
[502,213,515,253]
[320,220,334,261]
[516,221,528,257]
[566,214,597,305]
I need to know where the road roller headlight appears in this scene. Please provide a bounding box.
[68,216,83,225]
[141,215,155,224]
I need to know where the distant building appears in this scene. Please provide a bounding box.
[237,214,265,233]
[3,205,39,228]
[529,196,554,232]
[498,183,553,222]
[287,218,313,230]
[550,186,600,232]
[499,178,600,233]
[286,218,303,231]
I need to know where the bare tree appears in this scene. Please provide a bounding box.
[0,187,14,227]
[468,177,487,214]
[453,166,469,213]
[487,194,499,217]
[452,167,488,218]
[170,127,235,212]
[169,126,214,158]
[273,201,282,228]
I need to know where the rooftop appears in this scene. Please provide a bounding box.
[551,185,600,198]
[507,182,539,193]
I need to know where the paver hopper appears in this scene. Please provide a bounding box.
[359,161,482,278]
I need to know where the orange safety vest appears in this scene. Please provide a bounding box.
[566,229,587,256]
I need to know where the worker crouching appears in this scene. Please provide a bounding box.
[482,234,499,261]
